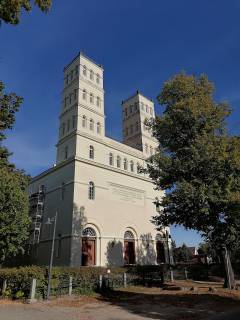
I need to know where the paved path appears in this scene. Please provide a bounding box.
[0,299,230,320]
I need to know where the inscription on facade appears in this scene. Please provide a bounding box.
[109,183,144,206]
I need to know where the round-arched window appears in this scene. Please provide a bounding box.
[88,181,95,200]
[156,233,163,241]
[124,230,135,240]
[82,227,96,238]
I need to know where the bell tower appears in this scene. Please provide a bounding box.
[122,91,157,156]
[56,52,105,164]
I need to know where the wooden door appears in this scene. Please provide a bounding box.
[124,240,135,265]
[156,241,165,264]
[82,239,96,266]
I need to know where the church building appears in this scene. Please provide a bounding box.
[28,53,171,267]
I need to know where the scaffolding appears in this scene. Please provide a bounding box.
[29,185,45,245]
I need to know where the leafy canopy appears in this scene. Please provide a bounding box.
[0,81,30,263]
[0,166,30,262]
[0,0,52,24]
[147,73,240,251]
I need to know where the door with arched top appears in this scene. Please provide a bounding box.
[124,231,136,265]
[156,234,166,264]
[82,227,96,266]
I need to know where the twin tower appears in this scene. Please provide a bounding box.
[56,52,157,164]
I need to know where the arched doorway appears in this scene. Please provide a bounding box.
[82,227,96,266]
[156,234,166,264]
[124,230,136,265]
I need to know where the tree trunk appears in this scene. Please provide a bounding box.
[222,247,235,289]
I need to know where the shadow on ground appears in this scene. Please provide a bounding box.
[97,287,240,320]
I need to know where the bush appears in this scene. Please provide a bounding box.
[0,264,170,299]
[0,265,45,299]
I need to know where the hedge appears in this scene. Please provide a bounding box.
[0,265,164,299]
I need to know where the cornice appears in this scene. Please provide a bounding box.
[79,76,105,93]
[30,155,152,185]
[74,156,151,182]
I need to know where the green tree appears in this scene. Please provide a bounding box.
[146,73,240,288]
[0,0,52,25]
[173,243,193,263]
[0,81,30,263]
[0,166,30,263]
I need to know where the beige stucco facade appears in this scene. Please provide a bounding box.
[29,53,171,267]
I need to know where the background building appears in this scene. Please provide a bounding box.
[28,52,171,267]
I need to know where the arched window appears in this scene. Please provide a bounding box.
[137,163,141,174]
[134,102,138,111]
[72,115,76,129]
[96,96,100,107]
[74,89,77,100]
[64,146,68,160]
[124,158,128,170]
[130,160,134,172]
[89,119,94,131]
[124,230,134,240]
[88,182,95,200]
[135,122,139,132]
[150,146,153,155]
[146,105,149,113]
[156,233,163,241]
[89,145,94,159]
[150,108,153,116]
[83,65,87,76]
[117,156,121,168]
[97,122,101,134]
[75,65,79,76]
[109,153,114,166]
[90,69,94,80]
[82,115,87,128]
[82,89,86,100]
[96,74,100,84]
[130,105,133,113]
[145,144,149,154]
[125,108,128,117]
[82,227,96,237]
[62,123,66,136]
[90,93,94,104]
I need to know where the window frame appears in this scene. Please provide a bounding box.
[109,152,114,166]
[88,181,95,200]
[89,145,94,159]
[89,119,94,131]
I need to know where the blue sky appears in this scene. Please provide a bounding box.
[1,0,240,247]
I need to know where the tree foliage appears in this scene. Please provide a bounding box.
[0,0,52,25]
[0,81,30,263]
[0,81,23,140]
[173,243,193,263]
[0,166,30,263]
[147,73,240,253]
